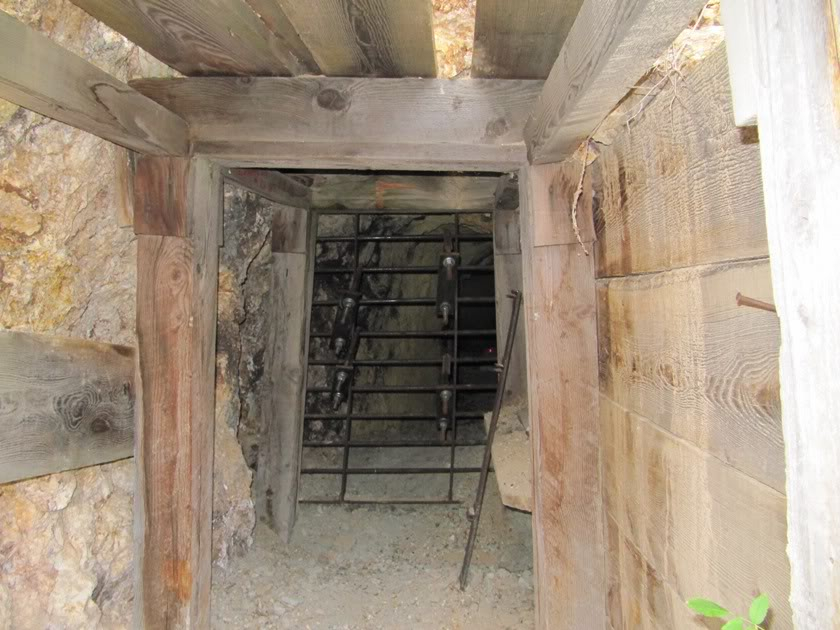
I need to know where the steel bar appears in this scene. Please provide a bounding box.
[300,499,462,505]
[317,234,491,243]
[306,384,496,394]
[304,412,484,421]
[312,297,494,307]
[301,466,483,475]
[459,290,523,590]
[309,357,496,367]
[303,439,486,448]
[315,265,492,274]
[310,329,495,339]
[449,213,461,500]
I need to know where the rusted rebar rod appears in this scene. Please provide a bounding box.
[736,292,777,314]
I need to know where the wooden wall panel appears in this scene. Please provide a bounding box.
[274,0,436,77]
[601,397,792,627]
[594,46,767,278]
[471,0,585,79]
[597,259,783,492]
[0,331,135,484]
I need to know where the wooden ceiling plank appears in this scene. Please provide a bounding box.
[524,0,707,164]
[131,76,543,170]
[0,11,188,155]
[242,0,321,74]
[274,0,437,77]
[472,0,585,79]
[69,0,302,76]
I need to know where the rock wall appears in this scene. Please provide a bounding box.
[0,2,256,627]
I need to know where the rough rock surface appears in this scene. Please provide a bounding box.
[0,2,255,627]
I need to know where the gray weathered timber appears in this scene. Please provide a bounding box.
[275,0,436,77]
[472,0,585,79]
[0,331,135,484]
[748,0,840,624]
[0,11,188,155]
[224,168,311,209]
[69,0,302,75]
[131,77,542,171]
[524,0,706,164]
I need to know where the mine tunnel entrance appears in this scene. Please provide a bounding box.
[302,209,499,503]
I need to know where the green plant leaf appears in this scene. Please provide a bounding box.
[722,618,744,630]
[749,594,770,625]
[686,598,730,618]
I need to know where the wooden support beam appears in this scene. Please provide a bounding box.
[224,168,311,209]
[131,77,543,171]
[748,0,840,624]
[308,174,501,211]
[255,207,313,542]
[68,0,314,75]
[472,0,585,79]
[0,11,188,155]
[519,161,604,628]
[273,0,436,77]
[134,156,222,629]
[523,0,706,164]
[0,331,135,484]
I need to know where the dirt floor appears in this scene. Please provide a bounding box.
[212,479,534,629]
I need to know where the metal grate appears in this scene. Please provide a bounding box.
[300,211,497,504]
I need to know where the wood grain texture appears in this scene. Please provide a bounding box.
[527,158,594,248]
[749,0,840,624]
[309,174,500,211]
[242,0,320,74]
[594,46,767,277]
[493,209,521,254]
[275,0,436,77]
[601,396,792,627]
[520,163,604,629]
[225,168,311,210]
[131,77,542,170]
[68,0,301,75]
[524,0,707,164]
[134,156,190,237]
[472,0,585,79]
[597,259,783,492]
[135,157,221,629]
[271,206,308,254]
[0,11,187,155]
[0,331,134,484]
[255,249,311,541]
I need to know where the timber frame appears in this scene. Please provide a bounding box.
[1,0,838,627]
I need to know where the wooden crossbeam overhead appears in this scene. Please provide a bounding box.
[274,0,437,77]
[131,77,543,170]
[524,0,707,164]
[0,11,188,155]
[224,168,311,209]
[472,0,585,79]
[69,0,317,76]
[0,331,135,484]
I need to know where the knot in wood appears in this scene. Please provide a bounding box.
[317,88,349,112]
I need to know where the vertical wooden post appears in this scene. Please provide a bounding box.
[255,206,313,541]
[519,161,604,629]
[134,156,222,629]
[749,0,840,624]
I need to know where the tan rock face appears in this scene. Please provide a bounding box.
[0,2,255,627]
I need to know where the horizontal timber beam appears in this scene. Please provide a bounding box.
[0,330,135,484]
[224,168,311,209]
[523,0,706,164]
[0,11,188,155]
[131,77,544,171]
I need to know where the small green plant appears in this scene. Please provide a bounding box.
[686,593,770,630]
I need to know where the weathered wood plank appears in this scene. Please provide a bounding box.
[520,163,604,629]
[135,157,221,629]
[0,11,188,155]
[594,46,766,277]
[524,0,706,164]
[0,331,134,484]
[748,0,840,624]
[601,396,792,627]
[472,0,585,79]
[134,156,191,237]
[309,174,500,211]
[69,0,304,75]
[256,209,314,541]
[242,0,320,74]
[131,77,542,170]
[275,0,436,77]
[597,259,783,492]
[528,158,594,248]
[225,168,311,210]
